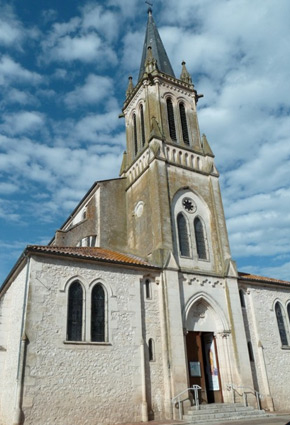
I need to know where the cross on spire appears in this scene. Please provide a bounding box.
[145,1,153,14]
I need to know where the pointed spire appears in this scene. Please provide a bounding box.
[180,61,193,85]
[201,134,215,157]
[138,10,175,81]
[126,76,134,98]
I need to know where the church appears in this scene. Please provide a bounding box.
[1,9,290,425]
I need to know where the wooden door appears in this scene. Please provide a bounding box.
[186,331,208,403]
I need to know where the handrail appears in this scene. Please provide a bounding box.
[172,385,202,420]
[226,383,262,410]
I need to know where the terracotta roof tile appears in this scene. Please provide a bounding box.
[27,245,158,269]
[238,272,290,286]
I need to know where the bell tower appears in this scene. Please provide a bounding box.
[120,9,234,276]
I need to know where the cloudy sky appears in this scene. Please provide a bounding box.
[0,0,290,284]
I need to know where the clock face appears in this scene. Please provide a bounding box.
[182,197,196,213]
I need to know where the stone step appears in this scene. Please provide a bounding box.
[187,405,255,414]
[183,410,266,421]
[183,413,271,425]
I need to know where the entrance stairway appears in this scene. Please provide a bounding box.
[182,403,269,424]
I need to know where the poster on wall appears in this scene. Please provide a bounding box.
[190,361,201,377]
[204,335,219,391]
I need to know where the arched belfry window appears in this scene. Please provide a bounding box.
[91,284,105,342]
[133,113,138,156]
[167,98,177,141]
[140,104,146,147]
[67,281,83,341]
[194,217,207,260]
[275,302,289,346]
[177,212,190,257]
[179,103,189,144]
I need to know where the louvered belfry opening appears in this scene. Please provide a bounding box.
[67,281,83,341]
[194,217,207,259]
[179,103,189,144]
[167,98,177,141]
[275,302,289,346]
[91,284,105,342]
[140,104,146,147]
[133,113,138,155]
[177,212,190,256]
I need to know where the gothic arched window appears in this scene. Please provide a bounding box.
[167,98,177,141]
[194,217,207,260]
[133,113,138,156]
[67,281,83,341]
[275,302,289,346]
[179,103,189,144]
[140,104,146,147]
[91,284,105,342]
[177,212,190,257]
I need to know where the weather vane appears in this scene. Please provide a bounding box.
[145,1,153,11]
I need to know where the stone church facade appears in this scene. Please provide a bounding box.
[1,10,290,425]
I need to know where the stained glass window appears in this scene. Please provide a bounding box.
[67,282,83,341]
[194,217,207,260]
[167,98,177,141]
[179,103,189,144]
[177,213,190,257]
[91,284,105,342]
[275,302,289,346]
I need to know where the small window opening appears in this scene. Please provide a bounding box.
[82,210,87,220]
[140,104,146,147]
[247,341,254,362]
[133,113,138,155]
[167,98,177,141]
[179,103,189,144]
[239,290,246,308]
[148,338,155,361]
[145,279,151,299]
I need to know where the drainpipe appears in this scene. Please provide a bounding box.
[13,255,31,425]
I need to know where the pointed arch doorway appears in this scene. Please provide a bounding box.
[185,296,226,404]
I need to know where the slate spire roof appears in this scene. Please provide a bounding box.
[138,8,175,81]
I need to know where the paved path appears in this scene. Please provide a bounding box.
[116,414,290,425]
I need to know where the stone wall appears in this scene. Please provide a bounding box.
[20,256,161,425]
[240,282,290,411]
[0,267,27,425]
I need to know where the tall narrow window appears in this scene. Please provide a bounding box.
[288,303,290,323]
[145,279,151,299]
[167,98,177,141]
[148,338,155,361]
[275,302,289,346]
[239,290,246,308]
[247,341,254,362]
[133,113,138,155]
[67,281,83,341]
[179,103,189,144]
[194,217,207,260]
[91,284,105,342]
[177,213,190,257]
[140,104,146,147]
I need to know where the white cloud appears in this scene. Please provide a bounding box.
[64,74,113,108]
[0,111,45,135]
[0,56,42,85]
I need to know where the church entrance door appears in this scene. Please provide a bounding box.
[186,331,222,404]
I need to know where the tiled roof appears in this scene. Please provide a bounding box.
[238,272,290,286]
[27,245,158,269]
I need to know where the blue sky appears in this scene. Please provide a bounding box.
[1,0,290,284]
